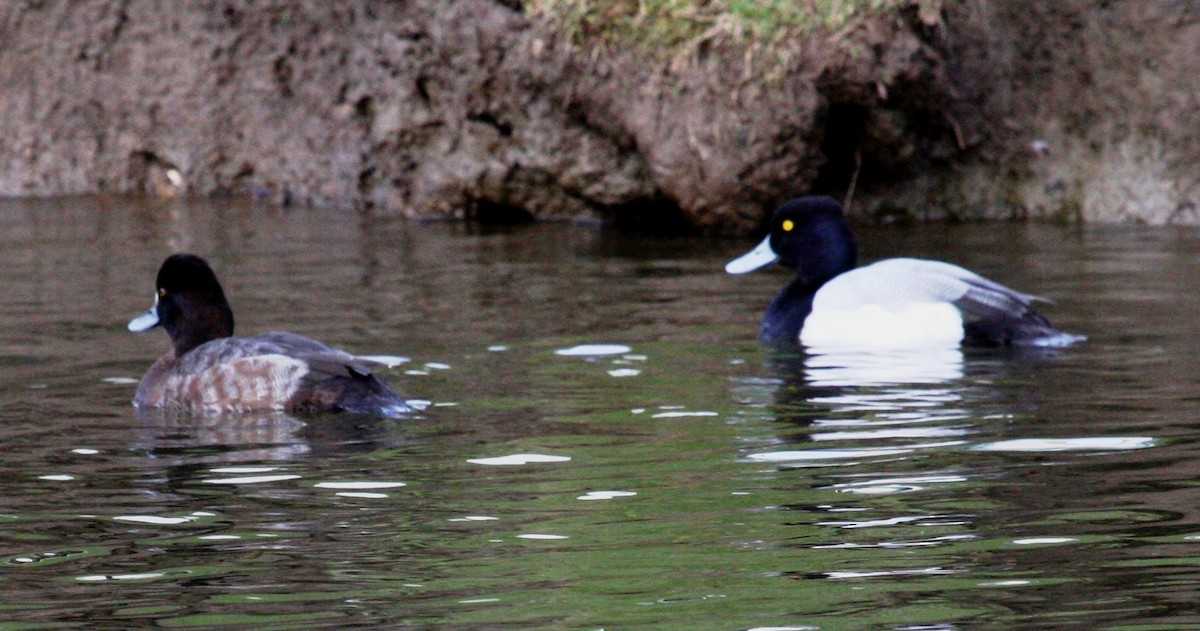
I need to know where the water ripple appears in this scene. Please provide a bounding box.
[315,480,406,499]
[826,474,970,495]
[467,454,571,466]
[973,437,1155,452]
[812,534,977,549]
[748,441,965,464]
[817,566,964,580]
[818,514,972,529]
[577,491,637,501]
[554,344,632,356]
[202,474,302,485]
[651,410,718,418]
[114,511,215,526]
[810,427,972,441]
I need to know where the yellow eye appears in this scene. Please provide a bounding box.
[158,288,167,298]
[781,219,794,232]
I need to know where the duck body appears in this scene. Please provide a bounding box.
[728,196,1084,350]
[130,254,410,416]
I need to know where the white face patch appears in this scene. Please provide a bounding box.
[725,236,779,274]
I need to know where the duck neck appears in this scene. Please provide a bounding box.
[760,276,823,347]
[166,298,234,356]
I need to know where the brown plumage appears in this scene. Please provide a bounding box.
[129,254,410,416]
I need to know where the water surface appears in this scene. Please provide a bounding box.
[3,196,1200,629]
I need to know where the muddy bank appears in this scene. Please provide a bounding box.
[872,1,1200,225]
[0,1,1196,233]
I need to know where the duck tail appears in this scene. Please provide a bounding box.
[965,311,1085,348]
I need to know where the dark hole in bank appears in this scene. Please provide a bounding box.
[469,196,699,235]
[609,197,699,236]
[469,200,536,225]
[809,102,868,202]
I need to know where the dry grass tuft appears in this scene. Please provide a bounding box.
[526,0,938,67]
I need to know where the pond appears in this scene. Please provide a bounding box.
[3,195,1200,629]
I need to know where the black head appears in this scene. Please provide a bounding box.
[767,196,858,284]
[724,196,860,346]
[130,254,235,355]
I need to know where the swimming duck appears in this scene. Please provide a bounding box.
[726,196,1083,349]
[128,253,410,415]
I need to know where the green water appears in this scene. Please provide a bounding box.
[3,196,1200,628]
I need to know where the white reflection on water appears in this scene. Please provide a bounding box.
[202,474,302,485]
[813,533,977,549]
[651,410,718,418]
[973,437,1155,452]
[467,454,571,465]
[554,344,632,356]
[114,516,195,525]
[808,388,965,414]
[826,474,971,496]
[1013,537,1078,545]
[748,447,913,462]
[577,490,637,500]
[804,347,964,387]
[810,426,972,441]
[748,441,966,464]
[314,481,407,489]
[822,566,964,579]
[819,514,971,529]
[316,482,405,501]
[77,572,169,582]
[114,511,214,525]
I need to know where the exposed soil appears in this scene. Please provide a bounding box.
[0,1,1196,233]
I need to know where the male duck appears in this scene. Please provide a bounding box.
[726,196,1084,349]
[128,253,410,415]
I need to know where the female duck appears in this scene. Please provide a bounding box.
[128,254,410,415]
[726,196,1083,349]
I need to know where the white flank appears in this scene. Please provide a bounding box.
[802,302,964,350]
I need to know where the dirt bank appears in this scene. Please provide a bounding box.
[0,1,1196,233]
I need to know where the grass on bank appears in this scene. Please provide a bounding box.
[526,0,938,61]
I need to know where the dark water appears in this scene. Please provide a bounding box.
[3,196,1200,629]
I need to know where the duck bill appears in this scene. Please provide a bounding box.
[725,236,779,274]
[128,297,161,332]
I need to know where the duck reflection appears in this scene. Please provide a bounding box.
[751,345,972,455]
[802,346,964,388]
[761,343,1067,419]
[133,407,413,464]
